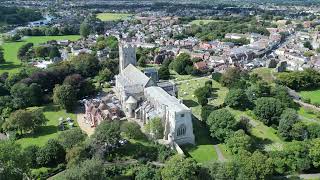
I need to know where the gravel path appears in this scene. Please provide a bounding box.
[214,145,226,162]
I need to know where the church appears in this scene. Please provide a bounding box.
[115,43,195,145]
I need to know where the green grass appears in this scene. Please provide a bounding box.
[299,89,320,104]
[251,67,275,84]
[177,77,228,119]
[227,108,284,151]
[16,104,77,148]
[181,117,218,163]
[0,35,80,74]
[189,20,225,25]
[298,106,320,125]
[96,13,133,21]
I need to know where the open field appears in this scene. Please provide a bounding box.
[0,35,80,74]
[251,67,275,84]
[299,89,320,104]
[16,104,77,148]
[189,20,225,25]
[96,13,133,21]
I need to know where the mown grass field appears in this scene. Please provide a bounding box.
[189,19,225,25]
[96,13,133,21]
[16,104,77,148]
[251,67,275,84]
[299,89,320,104]
[0,35,80,74]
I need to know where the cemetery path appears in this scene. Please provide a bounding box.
[77,113,95,136]
[214,145,226,162]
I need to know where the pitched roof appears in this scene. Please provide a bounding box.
[119,64,152,87]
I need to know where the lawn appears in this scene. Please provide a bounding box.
[189,19,225,25]
[96,13,133,21]
[181,117,218,163]
[177,77,228,119]
[251,67,275,84]
[298,89,320,104]
[0,35,80,74]
[16,104,77,148]
[298,106,320,125]
[227,108,284,151]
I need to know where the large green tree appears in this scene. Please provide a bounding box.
[161,155,198,180]
[254,97,284,125]
[58,128,86,149]
[36,139,66,167]
[0,141,29,180]
[224,88,250,109]
[89,121,121,158]
[71,53,100,77]
[206,109,238,142]
[226,130,253,154]
[278,108,299,141]
[80,22,90,38]
[53,84,77,112]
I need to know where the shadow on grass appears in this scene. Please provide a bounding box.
[0,62,22,71]
[191,115,218,145]
[183,99,199,107]
[250,134,274,151]
[21,125,58,139]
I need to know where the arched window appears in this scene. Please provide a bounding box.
[177,124,186,137]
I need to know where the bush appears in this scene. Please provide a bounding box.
[254,97,284,125]
[120,121,143,139]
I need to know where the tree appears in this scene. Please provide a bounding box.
[226,130,253,154]
[158,66,170,80]
[0,46,4,64]
[10,82,43,109]
[145,117,164,139]
[53,84,77,112]
[71,53,100,77]
[303,41,313,50]
[161,155,198,180]
[49,46,61,59]
[282,141,311,172]
[220,67,247,88]
[201,105,215,122]
[36,139,66,167]
[309,138,320,168]
[0,141,29,180]
[290,122,307,141]
[34,46,49,57]
[2,109,46,135]
[206,109,238,142]
[278,108,299,141]
[66,145,88,168]
[135,165,160,180]
[254,97,284,125]
[206,162,238,180]
[80,22,90,38]
[224,89,250,109]
[58,128,86,149]
[89,121,121,158]
[170,53,192,75]
[194,86,212,106]
[272,85,294,108]
[120,121,143,139]
[97,68,113,83]
[246,81,271,102]
[24,145,39,168]
[234,151,273,180]
[138,55,147,67]
[62,158,107,180]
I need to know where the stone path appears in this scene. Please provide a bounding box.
[214,145,226,162]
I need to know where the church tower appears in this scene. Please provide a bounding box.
[119,42,137,73]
